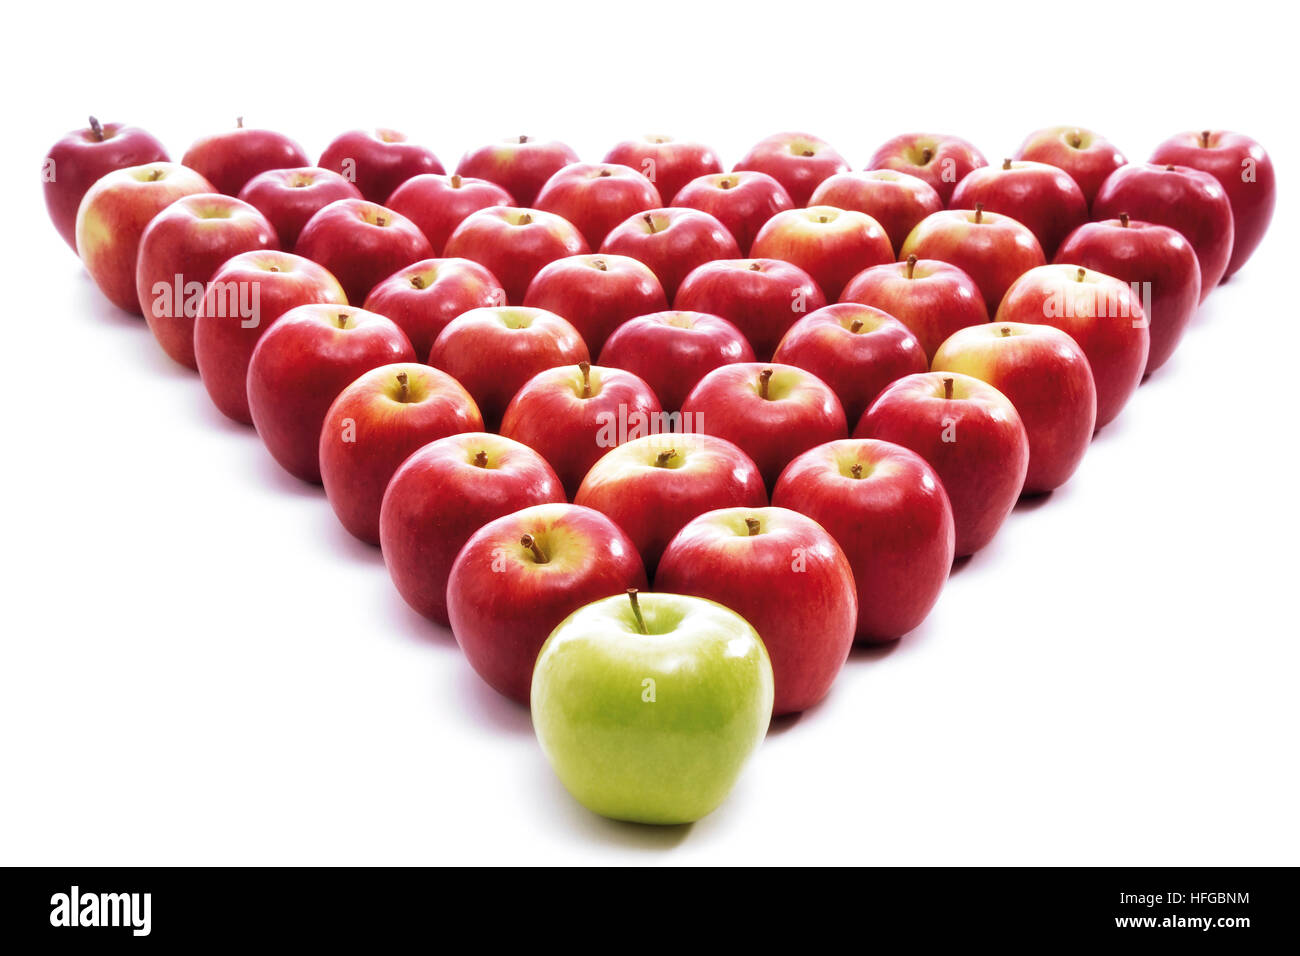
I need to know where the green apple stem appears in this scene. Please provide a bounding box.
[88,116,104,141]
[1118,212,1130,228]
[627,588,648,634]
[520,533,547,564]
[759,368,773,400]
[745,517,761,536]
[906,254,917,279]
[474,450,489,468]
[579,361,592,398]
[943,376,954,400]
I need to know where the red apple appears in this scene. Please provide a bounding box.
[237,166,362,248]
[671,170,794,253]
[1092,163,1234,301]
[750,206,893,301]
[867,132,988,204]
[455,135,578,206]
[246,304,416,482]
[949,158,1089,260]
[181,118,309,196]
[733,131,850,207]
[194,251,347,425]
[1149,130,1275,281]
[362,257,504,359]
[603,134,724,209]
[599,207,740,300]
[808,169,942,255]
[319,363,483,544]
[598,310,755,411]
[380,433,565,626]
[932,322,1097,494]
[317,128,445,203]
[43,116,168,251]
[855,371,1029,556]
[656,506,856,715]
[773,438,955,642]
[523,253,667,356]
[1014,125,1126,208]
[535,162,663,249]
[386,173,514,255]
[294,198,433,305]
[443,206,588,305]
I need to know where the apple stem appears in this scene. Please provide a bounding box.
[720,177,735,190]
[518,212,532,226]
[1002,157,1012,170]
[236,116,244,129]
[579,361,592,398]
[974,203,984,224]
[850,463,863,479]
[849,318,863,334]
[474,450,489,468]
[592,257,607,271]
[1164,164,1177,172]
[518,135,529,144]
[1200,130,1211,148]
[1000,326,1011,337]
[450,174,462,188]
[1076,267,1086,282]
[627,588,648,634]
[1069,130,1082,148]
[410,274,426,290]
[520,533,547,564]
[758,367,774,400]
[642,213,658,234]
[1119,212,1130,228]
[943,376,954,400]
[906,254,917,279]
[654,449,676,468]
[745,517,761,536]
[921,147,934,165]
[336,312,349,328]
[88,116,103,141]
[396,371,410,401]
[748,262,762,271]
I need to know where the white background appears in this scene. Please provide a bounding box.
[2,0,1296,865]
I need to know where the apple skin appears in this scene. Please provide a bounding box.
[427,306,589,429]
[949,159,1089,260]
[1092,163,1234,302]
[867,133,988,205]
[443,206,589,305]
[194,251,347,425]
[932,322,1097,494]
[523,253,667,357]
[681,363,848,488]
[362,257,505,359]
[855,371,1029,557]
[899,208,1046,315]
[733,131,850,207]
[574,433,768,573]
[43,118,169,251]
[447,502,648,704]
[773,303,927,424]
[294,198,433,305]
[839,257,989,361]
[1055,218,1200,375]
[75,162,216,313]
[750,206,894,302]
[319,362,483,545]
[603,135,724,210]
[1149,130,1275,281]
[317,128,445,203]
[673,258,826,360]
[531,590,773,825]
[237,166,362,249]
[809,169,943,255]
[181,121,310,196]
[656,506,856,716]
[1013,126,1127,208]
[598,310,756,412]
[773,438,955,642]
[455,135,579,207]
[671,170,794,253]
[380,433,565,626]
[500,362,663,498]
[994,264,1150,429]
[135,194,279,369]
[246,304,416,483]
[599,207,741,300]
[386,173,514,255]
[535,162,663,249]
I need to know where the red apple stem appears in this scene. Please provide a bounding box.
[758,367,774,400]
[906,254,917,279]
[627,588,648,634]
[520,533,547,564]
[474,450,489,468]
[745,517,761,536]
[88,116,104,141]
[943,376,954,400]
[579,361,592,398]
[1118,212,1130,228]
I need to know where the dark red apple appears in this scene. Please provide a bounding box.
[949,158,1089,259]
[294,198,433,305]
[523,253,667,357]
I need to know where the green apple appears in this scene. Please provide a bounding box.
[531,590,773,825]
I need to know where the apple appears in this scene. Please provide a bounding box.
[43,116,169,251]
[656,506,856,715]
[317,128,445,203]
[447,502,649,704]
[899,206,1046,314]
[535,162,663,249]
[733,131,850,207]
[443,206,588,305]
[380,432,565,626]
[531,589,773,825]
[994,264,1150,428]
[136,194,279,369]
[773,438,955,642]
[808,169,943,255]
[673,258,827,360]
[603,134,724,209]
[386,172,514,255]
[574,433,767,572]
[671,170,794,253]
[1092,163,1234,301]
[427,306,588,428]
[599,207,740,300]
[1056,216,1201,375]
[772,303,927,423]
[839,256,989,361]
[75,162,215,313]
[294,198,433,305]
[932,322,1097,494]
[681,363,848,488]
[523,253,667,357]
[455,135,579,206]
[867,132,988,204]
[319,363,483,544]
[499,362,663,497]
[246,304,416,483]
[598,310,755,412]
[948,158,1089,259]
[361,256,504,358]
[236,166,362,248]
[750,206,893,301]
[180,119,309,196]
[194,250,347,425]
[1149,130,1275,280]
[1013,125,1127,208]
[855,371,1029,556]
